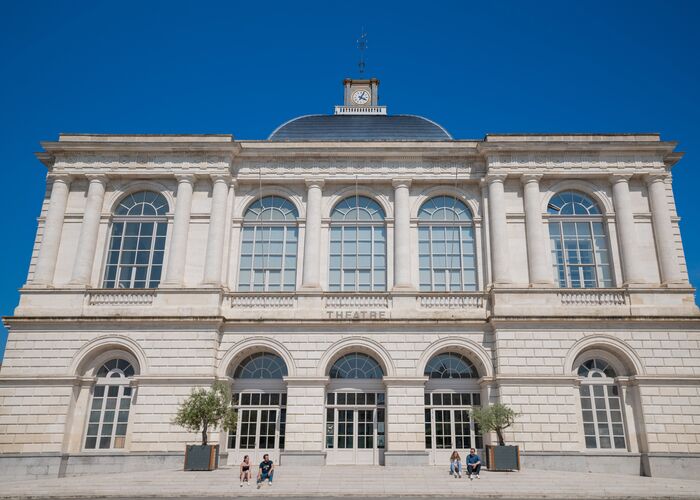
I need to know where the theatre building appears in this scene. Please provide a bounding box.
[1,78,699,480]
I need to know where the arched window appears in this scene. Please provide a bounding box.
[103,191,168,289]
[329,196,386,292]
[85,358,135,450]
[418,196,477,291]
[424,352,478,379]
[577,358,627,450]
[423,352,483,453]
[239,196,298,292]
[233,352,289,379]
[228,351,289,453]
[329,353,384,379]
[547,191,612,288]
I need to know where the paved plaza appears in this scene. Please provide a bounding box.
[1,466,700,499]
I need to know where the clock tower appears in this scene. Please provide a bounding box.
[335,77,387,115]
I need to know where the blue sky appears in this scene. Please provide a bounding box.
[1,0,699,359]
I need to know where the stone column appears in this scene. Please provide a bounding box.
[392,179,413,290]
[611,174,645,285]
[280,377,328,465]
[70,175,108,285]
[384,377,429,466]
[301,179,324,289]
[487,174,511,285]
[33,174,72,285]
[645,174,683,285]
[522,174,552,286]
[163,174,195,286]
[202,174,231,286]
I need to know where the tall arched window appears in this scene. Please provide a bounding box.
[85,359,135,450]
[418,196,477,291]
[578,358,627,450]
[329,196,386,292]
[103,191,168,289]
[547,191,613,288]
[423,352,482,457]
[239,196,298,292]
[326,352,386,456]
[228,352,288,453]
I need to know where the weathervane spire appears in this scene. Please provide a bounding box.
[357,28,367,74]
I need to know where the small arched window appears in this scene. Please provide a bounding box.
[329,353,384,379]
[86,358,135,450]
[547,191,613,288]
[418,196,477,292]
[239,196,298,292]
[424,352,478,379]
[233,352,289,379]
[577,357,626,450]
[329,196,386,292]
[104,191,169,289]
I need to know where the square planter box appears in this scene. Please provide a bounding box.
[485,444,520,471]
[184,444,220,471]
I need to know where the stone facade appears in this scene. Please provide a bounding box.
[1,129,699,480]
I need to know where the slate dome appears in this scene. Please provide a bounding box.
[268,114,452,142]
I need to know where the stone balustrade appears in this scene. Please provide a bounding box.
[87,289,157,306]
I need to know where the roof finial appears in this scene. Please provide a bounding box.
[357,28,367,74]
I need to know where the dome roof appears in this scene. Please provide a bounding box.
[269,114,452,141]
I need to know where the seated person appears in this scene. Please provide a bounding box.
[466,448,481,479]
[449,450,462,478]
[239,455,251,487]
[257,454,274,488]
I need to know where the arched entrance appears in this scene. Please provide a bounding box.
[226,352,288,465]
[423,352,483,465]
[325,353,386,465]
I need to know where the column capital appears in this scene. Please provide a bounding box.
[644,172,669,185]
[50,173,73,184]
[391,178,412,189]
[85,173,108,185]
[521,173,543,184]
[609,172,633,184]
[209,173,232,184]
[485,173,507,184]
[305,178,325,189]
[174,173,197,184]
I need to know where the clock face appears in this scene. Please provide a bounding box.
[352,89,370,105]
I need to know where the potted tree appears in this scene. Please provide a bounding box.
[472,403,520,471]
[173,381,237,471]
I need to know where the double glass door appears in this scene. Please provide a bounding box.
[326,391,385,465]
[227,392,286,465]
[425,392,483,465]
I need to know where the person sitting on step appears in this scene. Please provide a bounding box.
[239,455,251,487]
[467,448,481,480]
[449,450,463,478]
[257,454,275,488]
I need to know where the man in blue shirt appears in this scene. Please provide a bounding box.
[257,454,274,488]
[466,448,481,480]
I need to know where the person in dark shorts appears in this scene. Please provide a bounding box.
[257,454,274,488]
[466,448,481,480]
[239,455,251,487]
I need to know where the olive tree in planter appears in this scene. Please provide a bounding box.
[173,381,237,471]
[472,403,520,471]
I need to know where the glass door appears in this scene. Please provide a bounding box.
[425,392,483,465]
[227,392,286,465]
[325,392,385,465]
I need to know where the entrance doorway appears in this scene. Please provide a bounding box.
[425,391,483,465]
[227,391,287,465]
[325,391,385,465]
